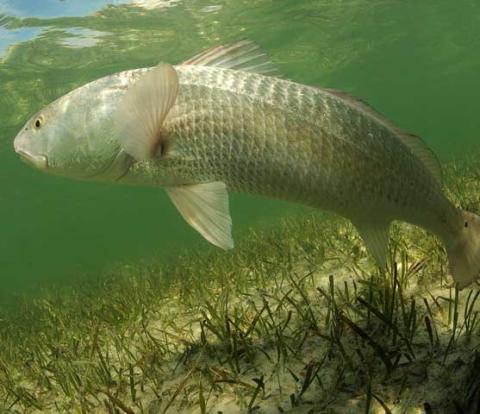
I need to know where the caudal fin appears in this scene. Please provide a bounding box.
[447,210,480,288]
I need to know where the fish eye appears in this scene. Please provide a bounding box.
[465,221,469,228]
[33,115,44,130]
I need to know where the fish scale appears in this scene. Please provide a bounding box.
[151,66,429,214]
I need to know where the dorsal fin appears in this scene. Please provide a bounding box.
[181,40,279,76]
[323,88,443,184]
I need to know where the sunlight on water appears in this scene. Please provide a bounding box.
[57,27,108,49]
[129,0,182,10]
[0,0,111,18]
[0,25,41,56]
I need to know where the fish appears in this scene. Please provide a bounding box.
[13,40,480,288]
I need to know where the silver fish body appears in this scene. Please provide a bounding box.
[13,41,480,288]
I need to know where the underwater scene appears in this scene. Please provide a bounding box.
[2,0,480,412]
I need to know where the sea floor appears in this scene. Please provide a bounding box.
[1,159,480,413]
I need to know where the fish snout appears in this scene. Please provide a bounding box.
[14,133,48,170]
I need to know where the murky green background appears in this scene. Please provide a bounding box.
[1,0,480,299]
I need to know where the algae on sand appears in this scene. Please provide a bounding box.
[2,158,480,413]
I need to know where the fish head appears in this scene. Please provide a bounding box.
[14,108,52,172]
[13,81,130,180]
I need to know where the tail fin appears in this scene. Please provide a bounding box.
[447,210,480,288]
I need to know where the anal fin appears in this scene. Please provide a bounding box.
[352,219,391,268]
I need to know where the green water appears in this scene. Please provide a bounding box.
[1,0,480,298]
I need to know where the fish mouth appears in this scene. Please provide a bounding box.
[16,150,48,170]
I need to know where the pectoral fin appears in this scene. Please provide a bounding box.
[352,219,391,268]
[116,64,179,160]
[166,182,234,250]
